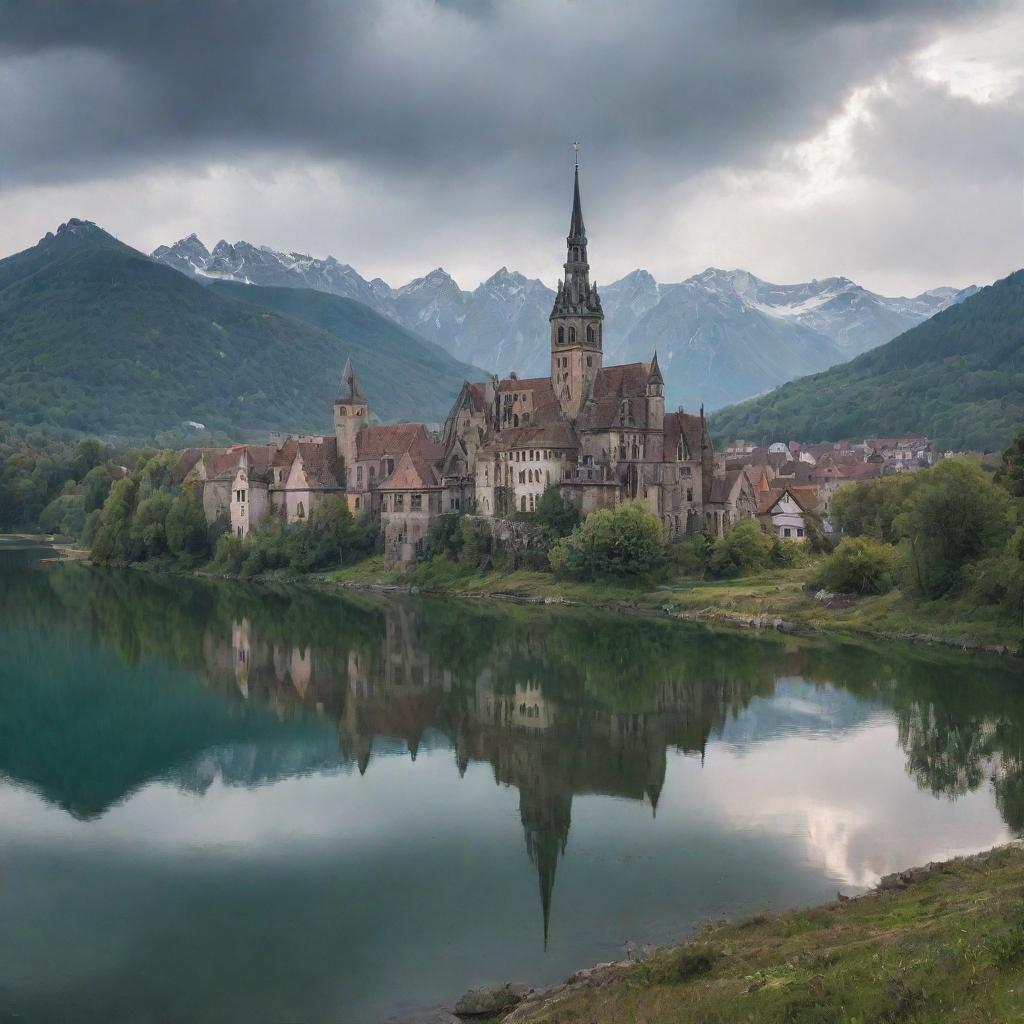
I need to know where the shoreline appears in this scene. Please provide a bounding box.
[309,570,1021,658]
[453,841,1024,1023]
[28,542,1018,657]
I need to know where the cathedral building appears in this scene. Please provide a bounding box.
[187,161,755,561]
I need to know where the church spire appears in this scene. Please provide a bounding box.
[338,355,367,404]
[550,147,604,421]
[569,162,586,243]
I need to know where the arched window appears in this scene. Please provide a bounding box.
[557,326,565,344]
[568,326,576,344]
[587,324,595,344]
[354,496,361,512]
[297,501,305,519]
[521,495,527,512]
[632,444,640,460]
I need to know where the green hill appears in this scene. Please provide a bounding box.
[710,269,1024,452]
[0,220,479,440]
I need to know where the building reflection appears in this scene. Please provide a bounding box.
[4,565,1024,941]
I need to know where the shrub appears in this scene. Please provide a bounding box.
[814,536,901,595]
[666,533,713,578]
[707,519,776,577]
[549,502,666,579]
[211,533,244,574]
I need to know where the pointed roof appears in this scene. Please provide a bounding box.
[568,164,586,242]
[647,352,664,386]
[338,356,367,404]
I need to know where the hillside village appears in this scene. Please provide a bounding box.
[175,165,946,565]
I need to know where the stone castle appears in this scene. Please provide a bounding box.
[185,162,756,561]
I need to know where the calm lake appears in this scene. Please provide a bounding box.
[1,543,1022,1022]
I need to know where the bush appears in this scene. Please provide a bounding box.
[549,502,666,579]
[666,534,713,578]
[814,537,901,595]
[211,533,244,574]
[707,519,776,577]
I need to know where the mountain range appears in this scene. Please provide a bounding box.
[153,234,975,410]
[0,221,479,440]
[709,268,1024,452]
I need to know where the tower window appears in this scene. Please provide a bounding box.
[587,356,593,367]
[587,325,595,344]
[557,326,564,344]
[568,327,576,344]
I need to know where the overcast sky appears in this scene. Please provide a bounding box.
[1,0,1022,295]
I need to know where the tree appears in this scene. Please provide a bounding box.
[996,432,1024,498]
[165,486,210,562]
[549,502,666,579]
[815,536,901,595]
[831,475,916,543]
[130,491,174,559]
[707,519,777,578]
[899,460,1010,598]
[91,477,140,564]
[535,485,581,544]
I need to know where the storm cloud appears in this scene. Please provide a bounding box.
[0,0,1021,293]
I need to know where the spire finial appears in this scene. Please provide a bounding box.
[572,140,580,167]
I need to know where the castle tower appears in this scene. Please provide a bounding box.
[550,154,603,420]
[334,355,367,484]
[645,351,665,434]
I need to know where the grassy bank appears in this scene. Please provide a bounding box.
[504,844,1024,1023]
[316,557,1022,654]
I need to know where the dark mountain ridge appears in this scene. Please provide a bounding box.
[0,222,480,440]
[709,269,1024,452]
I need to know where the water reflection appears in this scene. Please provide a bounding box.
[1,562,1022,1021]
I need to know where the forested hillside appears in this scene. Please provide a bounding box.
[710,269,1024,451]
[0,221,479,441]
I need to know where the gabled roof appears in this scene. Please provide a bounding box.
[356,422,435,461]
[662,411,706,462]
[293,437,343,488]
[709,469,749,504]
[576,362,650,431]
[759,485,817,516]
[378,452,441,491]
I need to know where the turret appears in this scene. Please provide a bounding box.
[334,355,368,484]
[645,351,665,432]
[550,155,603,421]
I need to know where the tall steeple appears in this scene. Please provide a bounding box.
[334,354,368,485]
[551,147,604,421]
[338,355,367,405]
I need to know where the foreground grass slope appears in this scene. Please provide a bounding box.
[710,268,1024,451]
[518,845,1024,1023]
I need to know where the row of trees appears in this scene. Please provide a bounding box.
[0,431,123,540]
[815,445,1024,621]
[210,497,377,578]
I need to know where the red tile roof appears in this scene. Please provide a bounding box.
[356,423,435,461]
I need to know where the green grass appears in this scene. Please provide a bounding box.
[523,845,1024,1024]
[315,555,1022,653]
